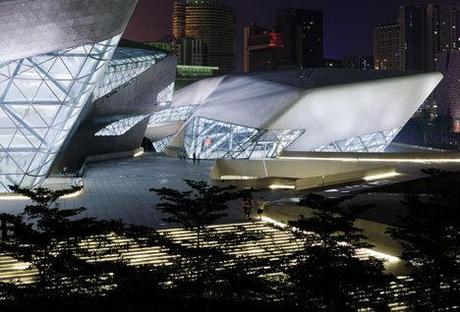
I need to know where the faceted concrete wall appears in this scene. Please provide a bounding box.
[0,0,140,191]
[0,0,138,62]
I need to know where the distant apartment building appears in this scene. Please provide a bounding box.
[375,4,459,74]
[172,0,235,73]
[172,0,186,40]
[398,5,427,73]
[426,4,459,71]
[175,38,207,66]
[373,24,404,71]
[243,24,285,73]
[275,9,324,68]
[430,51,460,132]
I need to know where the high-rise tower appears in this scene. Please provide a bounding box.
[243,24,284,73]
[399,5,427,72]
[275,9,324,68]
[172,0,186,40]
[373,24,404,71]
[426,4,459,71]
[172,0,235,73]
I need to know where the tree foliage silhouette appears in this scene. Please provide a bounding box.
[387,170,460,311]
[0,186,137,297]
[151,180,242,247]
[151,180,273,301]
[284,193,392,312]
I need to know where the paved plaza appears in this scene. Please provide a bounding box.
[1,154,243,228]
[2,152,460,229]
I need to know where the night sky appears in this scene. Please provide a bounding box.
[124,0,460,69]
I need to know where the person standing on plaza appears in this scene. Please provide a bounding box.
[242,195,253,219]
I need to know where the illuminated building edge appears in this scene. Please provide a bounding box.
[0,0,176,192]
[146,70,443,159]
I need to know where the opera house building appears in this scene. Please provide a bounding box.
[146,70,442,159]
[0,0,176,192]
[0,0,444,193]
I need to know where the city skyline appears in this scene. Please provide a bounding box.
[124,0,460,64]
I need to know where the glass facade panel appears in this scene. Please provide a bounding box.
[95,115,149,137]
[0,34,121,192]
[183,117,304,160]
[157,82,175,106]
[152,135,174,153]
[148,105,196,126]
[240,129,305,159]
[184,117,259,159]
[315,128,402,153]
[94,47,167,99]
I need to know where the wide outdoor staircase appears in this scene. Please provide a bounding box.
[0,221,417,310]
[0,221,396,284]
[0,256,35,285]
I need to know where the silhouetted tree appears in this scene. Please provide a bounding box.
[284,193,392,311]
[151,180,242,248]
[0,183,290,310]
[151,181,274,302]
[387,173,460,311]
[0,186,139,298]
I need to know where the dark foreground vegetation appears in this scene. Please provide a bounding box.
[0,173,458,312]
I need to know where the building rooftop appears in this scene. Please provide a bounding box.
[246,68,416,89]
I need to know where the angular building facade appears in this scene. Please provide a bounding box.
[0,0,445,193]
[146,69,442,160]
[0,0,176,192]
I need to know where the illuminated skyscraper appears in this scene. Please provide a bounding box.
[398,5,427,73]
[172,0,235,73]
[373,24,404,71]
[426,4,459,71]
[376,4,459,73]
[172,0,186,40]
